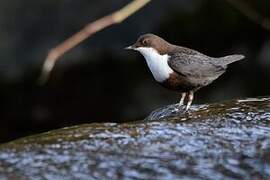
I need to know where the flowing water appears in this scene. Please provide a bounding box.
[0,97,270,179]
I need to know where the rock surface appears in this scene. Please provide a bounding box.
[0,97,270,180]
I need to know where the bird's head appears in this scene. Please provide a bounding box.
[125,33,170,56]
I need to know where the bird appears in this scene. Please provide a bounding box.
[126,33,244,110]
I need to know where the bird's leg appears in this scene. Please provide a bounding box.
[186,91,194,110]
[179,92,186,106]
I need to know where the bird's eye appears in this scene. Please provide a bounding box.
[142,39,148,45]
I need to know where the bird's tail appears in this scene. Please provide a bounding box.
[217,54,245,66]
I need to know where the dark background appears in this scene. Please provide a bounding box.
[0,0,269,143]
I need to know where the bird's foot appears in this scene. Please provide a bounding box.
[185,104,191,111]
[178,102,184,107]
[171,103,185,113]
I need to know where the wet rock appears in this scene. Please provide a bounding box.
[0,97,270,179]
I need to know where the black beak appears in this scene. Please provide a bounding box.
[125,46,133,50]
[125,44,136,50]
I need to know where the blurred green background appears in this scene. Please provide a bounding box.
[0,0,269,142]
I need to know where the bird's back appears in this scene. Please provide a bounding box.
[167,46,245,90]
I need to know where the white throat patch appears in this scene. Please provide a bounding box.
[135,47,173,82]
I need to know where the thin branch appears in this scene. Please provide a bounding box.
[39,0,151,83]
[225,0,270,30]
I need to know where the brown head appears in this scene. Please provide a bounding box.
[126,34,171,55]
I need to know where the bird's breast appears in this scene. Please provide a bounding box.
[138,47,173,82]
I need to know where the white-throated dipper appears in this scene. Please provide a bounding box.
[126,33,244,110]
